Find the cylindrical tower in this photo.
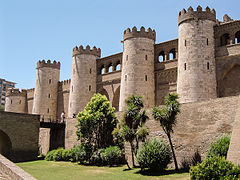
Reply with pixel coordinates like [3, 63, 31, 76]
[5, 88, 27, 113]
[32, 60, 60, 121]
[177, 6, 217, 103]
[119, 26, 156, 111]
[68, 45, 101, 118]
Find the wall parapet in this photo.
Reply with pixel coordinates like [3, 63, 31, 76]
[178, 6, 216, 25]
[36, 60, 60, 69]
[123, 26, 156, 41]
[72, 45, 101, 57]
[6, 88, 27, 97]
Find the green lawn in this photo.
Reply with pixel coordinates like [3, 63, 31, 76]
[16, 160, 189, 180]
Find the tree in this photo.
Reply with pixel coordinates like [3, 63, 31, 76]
[120, 95, 149, 167]
[76, 93, 117, 151]
[152, 93, 180, 170]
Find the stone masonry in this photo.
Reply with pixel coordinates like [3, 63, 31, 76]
[3, 5, 240, 164]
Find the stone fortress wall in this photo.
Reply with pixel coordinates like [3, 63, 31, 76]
[5, 6, 240, 118]
[3, 6, 240, 163]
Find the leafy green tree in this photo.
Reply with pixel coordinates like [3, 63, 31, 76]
[120, 95, 149, 167]
[76, 93, 117, 151]
[152, 93, 180, 170]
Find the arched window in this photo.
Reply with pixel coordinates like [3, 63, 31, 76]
[158, 51, 165, 62]
[169, 49, 176, 60]
[116, 61, 121, 71]
[220, 33, 230, 46]
[108, 64, 113, 73]
[100, 65, 105, 74]
[235, 31, 240, 44]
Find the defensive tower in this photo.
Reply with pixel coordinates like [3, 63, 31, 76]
[119, 26, 155, 111]
[32, 60, 60, 121]
[68, 45, 101, 118]
[177, 6, 217, 103]
[5, 88, 27, 113]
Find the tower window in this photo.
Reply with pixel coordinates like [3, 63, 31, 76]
[207, 38, 209, 46]
[72, 86, 73, 92]
[126, 55, 128, 61]
[49, 79, 51, 84]
[184, 63, 187, 70]
[184, 40, 187, 46]
[48, 94, 51, 98]
[19, 100, 21, 104]
[125, 75, 127, 81]
[145, 75, 148, 81]
[89, 85, 91, 91]
[158, 51, 165, 62]
[145, 55, 148, 60]
[207, 62, 210, 70]
[47, 108, 49, 113]
[11, 99, 12, 104]
[90, 68, 92, 74]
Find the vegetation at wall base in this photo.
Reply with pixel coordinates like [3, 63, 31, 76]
[76, 93, 117, 151]
[207, 134, 231, 159]
[136, 138, 171, 172]
[152, 93, 180, 170]
[119, 95, 149, 167]
[45, 145, 125, 166]
[190, 156, 240, 180]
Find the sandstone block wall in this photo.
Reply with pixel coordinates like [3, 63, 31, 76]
[227, 96, 240, 165]
[119, 36, 155, 111]
[0, 154, 36, 180]
[177, 18, 217, 103]
[121, 96, 239, 166]
[0, 111, 40, 162]
[65, 118, 79, 149]
[32, 61, 60, 121]
[68, 53, 97, 118]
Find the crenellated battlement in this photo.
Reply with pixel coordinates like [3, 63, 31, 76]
[178, 6, 216, 25]
[59, 79, 71, 86]
[123, 26, 156, 41]
[36, 60, 60, 69]
[72, 45, 101, 57]
[6, 88, 27, 97]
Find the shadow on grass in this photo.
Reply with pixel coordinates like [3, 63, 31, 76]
[135, 169, 189, 176]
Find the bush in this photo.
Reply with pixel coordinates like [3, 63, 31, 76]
[207, 134, 231, 159]
[180, 149, 202, 171]
[136, 138, 171, 171]
[190, 156, 234, 180]
[224, 166, 240, 179]
[71, 145, 87, 163]
[90, 149, 105, 166]
[101, 146, 125, 166]
[45, 148, 66, 161]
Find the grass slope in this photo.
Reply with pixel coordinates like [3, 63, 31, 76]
[17, 160, 189, 180]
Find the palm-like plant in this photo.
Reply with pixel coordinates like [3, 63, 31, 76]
[152, 93, 180, 170]
[121, 95, 149, 167]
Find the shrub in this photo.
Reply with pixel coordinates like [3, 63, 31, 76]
[190, 156, 234, 180]
[45, 148, 66, 161]
[191, 149, 202, 166]
[101, 146, 125, 166]
[180, 157, 191, 171]
[207, 134, 231, 159]
[180, 149, 202, 171]
[136, 138, 171, 171]
[90, 149, 105, 166]
[224, 166, 240, 179]
[72, 145, 87, 163]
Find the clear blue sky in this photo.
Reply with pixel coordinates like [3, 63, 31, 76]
[0, 0, 239, 89]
